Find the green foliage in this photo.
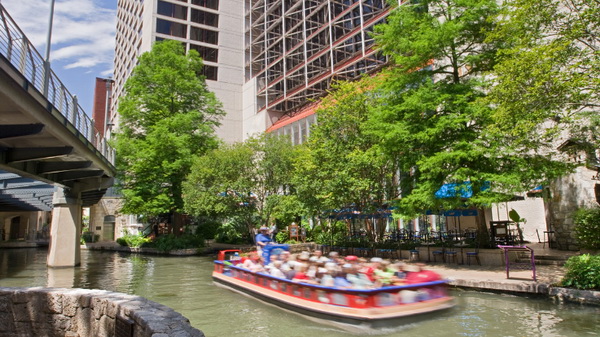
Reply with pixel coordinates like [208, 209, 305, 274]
[275, 231, 289, 244]
[183, 133, 297, 237]
[213, 216, 253, 244]
[152, 233, 204, 252]
[114, 40, 224, 219]
[192, 216, 221, 240]
[116, 233, 152, 248]
[293, 78, 399, 242]
[308, 222, 349, 246]
[81, 232, 99, 243]
[573, 207, 600, 250]
[561, 254, 600, 290]
[369, 0, 570, 222]
[267, 194, 305, 229]
[489, 0, 600, 154]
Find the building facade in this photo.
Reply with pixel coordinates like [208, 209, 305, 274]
[112, 0, 396, 143]
[242, 0, 392, 140]
[112, 0, 244, 143]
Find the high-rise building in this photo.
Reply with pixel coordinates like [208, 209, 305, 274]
[242, 0, 392, 141]
[112, 0, 244, 143]
[112, 0, 394, 143]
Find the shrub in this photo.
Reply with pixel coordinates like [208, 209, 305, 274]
[194, 217, 221, 240]
[81, 232, 99, 243]
[573, 207, 600, 250]
[153, 233, 205, 252]
[275, 231, 289, 243]
[561, 254, 600, 290]
[117, 233, 152, 248]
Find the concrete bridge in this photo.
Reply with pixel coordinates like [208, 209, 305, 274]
[0, 4, 116, 267]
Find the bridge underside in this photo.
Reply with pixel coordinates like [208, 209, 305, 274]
[0, 54, 114, 211]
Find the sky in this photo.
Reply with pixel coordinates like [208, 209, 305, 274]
[2, 0, 117, 116]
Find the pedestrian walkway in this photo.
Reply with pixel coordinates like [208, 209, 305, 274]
[425, 242, 573, 295]
[427, 263, 565, 293]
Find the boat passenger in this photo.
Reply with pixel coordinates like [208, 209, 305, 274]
[279, 251, 296, 279]
[242, 253, 265, 273]
[405, 264, 442, 284]
[345, 255, 359, 265]
[320, 265, 336, 287]
[373, 260, 395, 287]
[333, 265, 353, 288]
[346, 266, 374, 289]
[269, 260, 286, 278]
[328, 251, 340, 263]
[306, 256, 319, 279]
[292, 262, 317, 284]
[392, 262, 408, 286]
[359, 257, 379, 282]
[264, 254, 280, 274]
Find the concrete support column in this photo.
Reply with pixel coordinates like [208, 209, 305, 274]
[47, 187, 82, 267]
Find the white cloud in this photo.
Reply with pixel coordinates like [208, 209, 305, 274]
[2, 0, 115, 72]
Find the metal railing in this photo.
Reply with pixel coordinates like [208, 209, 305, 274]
[0, 4, 115, 165]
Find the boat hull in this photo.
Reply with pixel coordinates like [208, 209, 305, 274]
[212, 263, 455, 330]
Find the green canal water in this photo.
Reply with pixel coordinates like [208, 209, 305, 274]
[0, 248, 599, 337]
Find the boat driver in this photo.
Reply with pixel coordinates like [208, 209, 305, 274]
[256, 226, 272, 255]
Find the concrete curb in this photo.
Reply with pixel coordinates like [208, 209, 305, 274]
[445, 278, 600, 306]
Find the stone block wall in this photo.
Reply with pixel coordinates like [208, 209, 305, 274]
[545, 166, 599, 251]
[0, 287, 204, 337]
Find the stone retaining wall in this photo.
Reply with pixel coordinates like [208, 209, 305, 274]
[0, 287, 204, 337]
[409, 247, 506, 266]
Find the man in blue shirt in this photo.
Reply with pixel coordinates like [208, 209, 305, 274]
[255, 226, 271, 254]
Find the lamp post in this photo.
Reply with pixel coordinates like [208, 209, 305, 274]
[42, 0, 56, 97]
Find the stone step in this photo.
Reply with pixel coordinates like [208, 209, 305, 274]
[515, 254, 571, 266]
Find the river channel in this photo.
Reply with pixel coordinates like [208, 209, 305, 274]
[0, 248, 599, 336]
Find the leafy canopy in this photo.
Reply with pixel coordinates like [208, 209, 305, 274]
[489, 0, 600, 158]
[114, 40, 224, 218]
[291, 78, 400, 241]
[183, 134, 298, 233]
[370, 0, 570, 217]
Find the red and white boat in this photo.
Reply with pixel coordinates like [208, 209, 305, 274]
[212, 247, 455, 331]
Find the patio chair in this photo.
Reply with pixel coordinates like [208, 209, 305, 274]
[466, 249, 480, 265]
[445, 248, 458, 264]
[466, 237, 481, 265]
[409, 249, 420, 262]
[432, 248, 445, 262]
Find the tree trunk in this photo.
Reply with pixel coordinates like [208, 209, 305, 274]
[476, 207, 491, 247]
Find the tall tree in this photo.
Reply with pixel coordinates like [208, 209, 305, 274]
[114, 40, 224, 227]
[293, 78, 401, 242]
[370, 0, 570, 230]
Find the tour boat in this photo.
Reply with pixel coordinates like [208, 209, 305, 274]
[212, 245, 455, 331]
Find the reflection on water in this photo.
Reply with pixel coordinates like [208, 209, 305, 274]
[1, 248, 599, 337]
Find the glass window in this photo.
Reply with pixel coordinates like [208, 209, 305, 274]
[192, 0, 219, 10]
[156, 18, 187, 38]
[189, 44, 219, 62]
[157, 1, 187, 20]
[190, 27, 218, 44]
[200, 65, 218, 81]
[191, 8, 219, 27]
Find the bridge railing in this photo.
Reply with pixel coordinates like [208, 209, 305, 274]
[0, 4, 115, 165]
